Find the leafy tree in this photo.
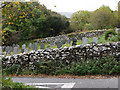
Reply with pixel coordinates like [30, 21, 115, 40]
[1, 2, 69, 45]
[47, 11, 69, 36]
[2, 2, 50, 45]
[89, 6, 114, 29]
[70, 10, 91, 31]
[118, 1, 120, 28]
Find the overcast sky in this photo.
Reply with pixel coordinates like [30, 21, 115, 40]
[39, 0, 119, 13]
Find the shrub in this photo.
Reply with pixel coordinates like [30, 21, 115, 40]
[2, 57, 120, 76]
[109, 35, 119, 42]
[105, 30, 117, 40]
[2, 77, 35, 89]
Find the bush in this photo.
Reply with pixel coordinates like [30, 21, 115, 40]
[59, 57, 120, 75]
[3, 57, 120, 76]
[118, 32, 120, 41]
[2, 77, 35, 89]
[109, 35, 119, 42]
[105, 30, 117, 40]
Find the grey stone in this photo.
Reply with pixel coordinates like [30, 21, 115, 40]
[67, 39, 71, 44]
[21, 44, 26, 53]
[93, 37, 98, 44]
[22, 44, 26, 49]
[40, 43, 45, 49]
[6, 46, 10, 54]
[13, 47, 18, 54]
[8, 46, 12, 55]
[72, 37, 77, 46]
[25, 48, 29, 53]
[49, 41, 54, 46]
[29, 43, 32, 49]
[61, 40, 66, 44]
[82, 37, 88, 45]
[33, 43, 38, 51]
[56, 41, 62, 48]
[0, 46, 2, 54]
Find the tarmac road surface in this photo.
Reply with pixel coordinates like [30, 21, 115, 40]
[11, 77, 119, 89]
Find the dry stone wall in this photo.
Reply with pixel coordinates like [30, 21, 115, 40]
[2, 42, 120, 67]
[39, 30, 106, 43]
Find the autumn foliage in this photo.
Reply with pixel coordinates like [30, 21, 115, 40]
[1, 2, 69, 45]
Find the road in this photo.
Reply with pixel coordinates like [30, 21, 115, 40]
[11, 77, 119, 89]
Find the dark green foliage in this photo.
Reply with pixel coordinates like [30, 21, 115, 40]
[2, 57, 120, 76]
[105, 30, 117, 40]
[2, 77, 35, 89]
[2, 2, 70, 45]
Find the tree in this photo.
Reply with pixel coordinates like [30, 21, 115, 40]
[1, 2, 69, 45]
[89, 6, 114, 29]
[70, 10, 91, 31]
[47, 11, 69, 36]
[118, 1, 120, 28]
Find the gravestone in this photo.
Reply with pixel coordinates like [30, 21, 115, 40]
[40, 43, 45, 49]
[13, 47, 18, 54]
[21, 44, 26, 53]
[35, 43, 38, 51]
[72, 37, 77, 46]
[93, 37, 98, 44]
[2, 46, 6, 52]
[16, 45, 20, 53]
[56, 41, 62, 48]
[33, 43, 38, 51]
[49, 41, 54, 46]
[29, 43, 32, 49]
[8, 46, 12, 55]
[67, 39, 71, 44]
[12, 44, 16, 47]
[61, 40, 66, 44]
[82, 37, 88, 45]
[6, 46, 10, 54]
[0, 46, 2, 55]
[25, 48, 29, 53]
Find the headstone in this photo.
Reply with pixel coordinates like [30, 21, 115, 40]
[93, 37, 98, 44]
[56, 41, 62, 48]
[35, 42, 38, 51]
[25, 48, 29, 53]
[2, 46, 6, 52]
[40, 43, 45, 49]
[6, 46, 10, 54]
[67, 39, 71, 44]
[13, 47, 18, 54]
[82, 37, 88, 45]
[61, 40, 66, 44]
[16, 45, 20, 53]
[0, 46, 2, 55]
[33, 43, 37, 51]
[22, 44, 26, 53]
[29, 43, 32, 49]
[49, 41, 54, 46]
[8, 46, 12, 55]
[22, 44, 26, 49]
[72, 37, 77, 46]
[12, 44, 16, 47]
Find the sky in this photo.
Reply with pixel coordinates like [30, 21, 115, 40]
[39, 0, 119, 13]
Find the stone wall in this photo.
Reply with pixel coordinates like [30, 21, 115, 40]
[2, 42, 120, 67]
[39, 30, 106, 43]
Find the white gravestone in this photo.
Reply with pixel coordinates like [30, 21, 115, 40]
[82, 37, 88, 45]
[93, 37, 98, 44]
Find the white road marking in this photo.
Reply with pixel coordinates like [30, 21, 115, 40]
[25, 82, 76, 88]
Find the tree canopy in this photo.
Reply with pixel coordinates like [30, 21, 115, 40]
[1, 2, 69, 45]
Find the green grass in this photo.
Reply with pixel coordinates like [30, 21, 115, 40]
[5, 33, 119, 56]
[17, 34, 119, 49]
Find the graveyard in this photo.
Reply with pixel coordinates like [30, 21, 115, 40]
[1, 1, 120, 89]
[1, 29, 120, 76]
